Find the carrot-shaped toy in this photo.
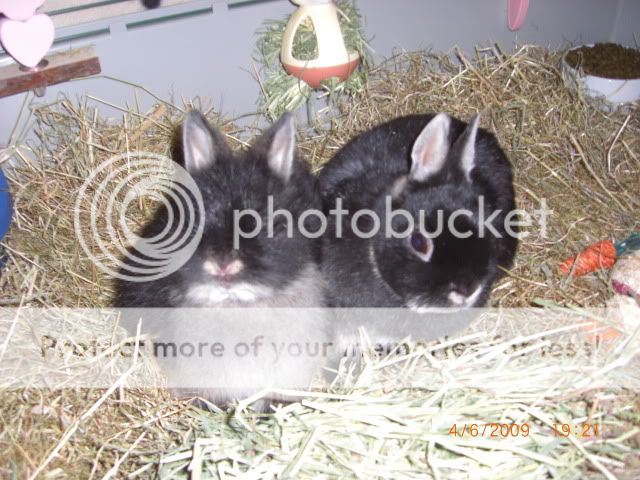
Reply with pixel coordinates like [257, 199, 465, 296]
[559, 232, 640, 277]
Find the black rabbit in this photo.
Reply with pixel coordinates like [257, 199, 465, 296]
[319, 113, 518, 310]
[114, 111, 331, 411]
[115, 111, 324, 308]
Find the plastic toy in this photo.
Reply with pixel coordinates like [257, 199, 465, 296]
[0, 167, 11, 241]
[280, 0, 360, 89]
[559, 232, 640, 277]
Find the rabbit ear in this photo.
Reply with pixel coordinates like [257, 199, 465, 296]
[266, 112, 296, 183]
[182, 111, 229, 173]
[409, 113, 451, 182]
[451, 114, 480, 182]
[389, 175, 408, 198]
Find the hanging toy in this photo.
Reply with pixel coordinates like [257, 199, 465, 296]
[280, 0, 360, 89]
[255, 0, 367, 121]
[558, 232, 640, 277]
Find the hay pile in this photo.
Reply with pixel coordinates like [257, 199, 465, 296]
[0, 45, 639, 478]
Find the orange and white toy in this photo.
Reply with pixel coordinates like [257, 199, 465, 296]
[280, 0, 360, 89]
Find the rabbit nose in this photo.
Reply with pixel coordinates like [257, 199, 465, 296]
[447, 283, 479, 306]
[449, 282, 472, 296]
[203, 259, 243, 277]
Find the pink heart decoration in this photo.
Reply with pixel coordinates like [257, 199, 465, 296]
[0, 14, 54, 68]
[0, 0, 46, 21]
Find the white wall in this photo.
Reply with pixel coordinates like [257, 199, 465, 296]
[364, 0, 618, 55]
[0, 0, 637, 146]
[611, 0, 640, 46]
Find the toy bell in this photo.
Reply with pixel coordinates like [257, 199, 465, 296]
[280, 0, 360, 89]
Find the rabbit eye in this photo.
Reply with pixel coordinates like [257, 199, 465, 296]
[409, 232, 434, 261]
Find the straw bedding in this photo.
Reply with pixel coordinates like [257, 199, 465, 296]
[0, 46, 639, 478]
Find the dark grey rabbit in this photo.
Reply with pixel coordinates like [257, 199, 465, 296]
[319, 113, 518, 309]
[114, 111, 331, 412]
[115, 111, 324, 308]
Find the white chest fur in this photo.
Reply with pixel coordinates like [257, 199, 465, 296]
[184, 264, 325, 307]
[186, 282, 273, 304]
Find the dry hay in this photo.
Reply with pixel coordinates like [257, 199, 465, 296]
[0, 45, 639, 478]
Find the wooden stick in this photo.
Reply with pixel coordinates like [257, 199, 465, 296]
[0, 46, 101, 98]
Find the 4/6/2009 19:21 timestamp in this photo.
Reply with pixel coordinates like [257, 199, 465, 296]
[448, 423, 602, 438]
